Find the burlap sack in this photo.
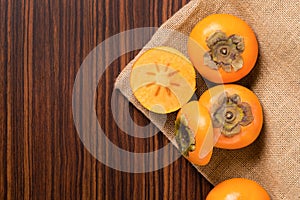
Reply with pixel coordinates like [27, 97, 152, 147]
[115, 0, 300, 198]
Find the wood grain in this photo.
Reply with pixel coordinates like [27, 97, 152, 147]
[0, 0, 213, 199]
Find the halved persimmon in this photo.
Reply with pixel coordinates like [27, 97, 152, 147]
[175, 101, 214, 165]
[130, 46, 196, 114]
[199, 84, 263, 149]
[206, 178, 270, 200]
[188, 14, 258, 83]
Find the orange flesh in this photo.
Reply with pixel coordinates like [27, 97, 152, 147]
[130, 47, 196, 114]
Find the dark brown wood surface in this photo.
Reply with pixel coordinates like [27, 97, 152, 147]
[0, 0, 213, 199]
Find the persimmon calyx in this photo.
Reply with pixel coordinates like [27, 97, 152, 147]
[203, 31, 245, 72]
[211, 92, 253, 137]
[175, 115, 196, 156]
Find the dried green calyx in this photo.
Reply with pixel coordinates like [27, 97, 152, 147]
[204, 31, 245, 72]
[211, 92, 253, 137]
[175, 115, 196, 156]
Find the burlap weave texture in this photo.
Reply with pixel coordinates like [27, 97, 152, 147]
[115, 0, 300, 199]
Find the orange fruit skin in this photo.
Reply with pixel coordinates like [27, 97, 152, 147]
[206, 178, 270, 200]
[176, 101, 214, 165]
[188, 14, 258, 83]
[199, 84, 263, 149]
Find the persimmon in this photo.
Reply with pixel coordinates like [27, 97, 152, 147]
[130, 46, 196, 114]
[199, 84, 263, 149]
[206, 178, 270, 200]
[188, 14, 258, 83]
[175, 101, 214, 165]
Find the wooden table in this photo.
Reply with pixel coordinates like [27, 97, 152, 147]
[0, 0, 213, 199]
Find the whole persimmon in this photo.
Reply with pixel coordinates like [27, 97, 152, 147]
[175, 101, 214, 165]
[199, 84, 263, 149]
[206, 178, 270, 200]
[188, 14, 258, 83]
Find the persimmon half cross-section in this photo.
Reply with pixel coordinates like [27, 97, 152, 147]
[130, 46, 196, 114]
